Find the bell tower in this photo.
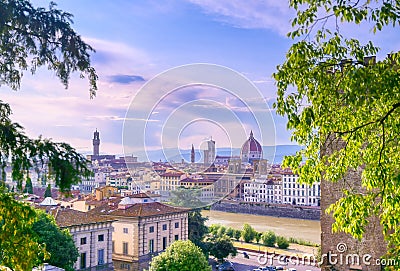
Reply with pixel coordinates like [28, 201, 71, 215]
[93, 129, 100, 156]
[191, 144, 195, 163]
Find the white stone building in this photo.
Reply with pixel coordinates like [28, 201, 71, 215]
[47, 208, 115, 271]
[282, 171, 320, 206]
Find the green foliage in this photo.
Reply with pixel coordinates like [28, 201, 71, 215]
[274, 0, 400, 262]
[217, 225, 227, 236]
[32, 210, 78, 271]
[206, 235, 237, 262]
[288, 237, 319, 247]
[0, 100, 92, 192]
[276, 236, 289, 249]
[23, 177, 33, 194]
[188, 210, 208, 253]
[0, 1, 98, 270]
[225, 227, 235, 238]
[261, 231, 277, 247]
[208, 224, 221, 235]
[241, 223, 256, 243]
[149, 240, 211, 271]
[233, 229, 242, 241]
[254, 232, 262, 244]
[0, 0, 98, 96]
[169, 187, 203, 208]
[0, 193, 48, 270]
[44, 184, 52, 198]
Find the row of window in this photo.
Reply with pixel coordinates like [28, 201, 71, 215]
[80, 249, 105, 269]
[148, 222, 179, 233]
[80, 234, 104, 245]
[120, 235, 180, 255]
[283, 189, 320, 196]
[120, 222, 180, 235]
[283, 197, 319, 204]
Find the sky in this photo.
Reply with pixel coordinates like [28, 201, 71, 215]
[1, 0, 400, 160]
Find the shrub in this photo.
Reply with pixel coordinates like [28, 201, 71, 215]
[262, 231, 277, 247]
[276, 236, 289, 249]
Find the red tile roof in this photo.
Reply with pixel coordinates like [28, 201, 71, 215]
[90, 201, 189, 218]
[44, 207, 115, 228]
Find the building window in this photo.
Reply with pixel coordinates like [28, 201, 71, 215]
[80, 237, 87, 245]
[149, 239, 154, 253]
[163, 237, 167, 250]
[123, 227, 128, 234]
[98, 234, 104, 242]
[112, 241, 115, 253]
[162, 224, 167, 231]
[149, 226, 154, 233]
[123, 242, 128, 255]
[98, 249, 104, 265]
[120, 263, 131, 270]
[174, 234, 179, 241]
[80, 252, 86, 269]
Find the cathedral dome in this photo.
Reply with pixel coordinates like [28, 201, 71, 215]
[240, 131, 262, 164]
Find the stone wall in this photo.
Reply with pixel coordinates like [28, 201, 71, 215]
[320, 137, 387, 271]
[210, 201, 320, 221]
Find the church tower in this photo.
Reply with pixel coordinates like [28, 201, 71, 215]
[191, 144, 195, 163]
[93, 129, 100, 156]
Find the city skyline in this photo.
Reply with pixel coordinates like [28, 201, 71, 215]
[1, 0, 400, 156]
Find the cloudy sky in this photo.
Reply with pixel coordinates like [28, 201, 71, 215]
[2, 0, 400, 160]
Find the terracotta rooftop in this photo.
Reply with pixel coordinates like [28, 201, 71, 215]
[90, 201, 189, 218]
[128, 192, 161, 198]
[44, 207, 115, 228]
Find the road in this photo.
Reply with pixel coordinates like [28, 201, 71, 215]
[211, 250, 321, 271]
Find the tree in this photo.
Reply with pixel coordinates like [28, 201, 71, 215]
[225, 227, 235, 238]
[0, 0, 97, 269]
[149, 240, 211, 271]
[241, 223, 256, 243]
[23, 177, 33, 194]
[217, 225, 227, 237]
[233, 229, 241, 241]
[276, 236, 289, 249]
[188, 210, 209, 253]
[32, 210, 78, 271]
[206, 235, 237, 262]
[0, 0, 97, 95]
[44, 184, 52, 198]
[0, 193, 47, 271]
[254, 232, 262, 244]
[169, 187, 203, 208]
[274, 0, 400, 261]
[261, 231, 276, 247]
[208, 224, 221, 235]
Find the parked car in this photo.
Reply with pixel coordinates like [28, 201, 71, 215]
[217, 261, 235, 271]
[275, 266, 284, 271]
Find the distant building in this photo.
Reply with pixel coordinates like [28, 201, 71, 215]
[93, 129, 100, 156]
[203, 138, 215, 166]
[87, 130, 116, 162]
[243, 178, 281, 203]
[281, 170, 320, 206]
[240, 130, 263, 164]
[159, 171, 186, 200]
[191, 144, 195, 163]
